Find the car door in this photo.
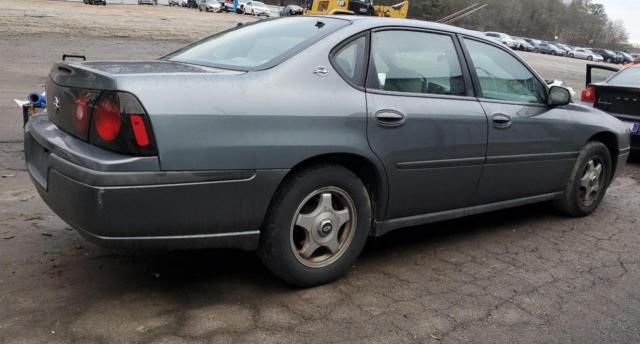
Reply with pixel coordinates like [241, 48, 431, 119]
[461, 37, 577, 205]
[365, 29, 488, 220]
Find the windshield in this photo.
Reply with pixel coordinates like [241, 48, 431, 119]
[608, 66, 640, 86]
[165, 18, 349, 70]
[253, 1, 266, 6]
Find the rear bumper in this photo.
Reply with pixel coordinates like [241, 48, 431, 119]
[25, 115, 287, 250]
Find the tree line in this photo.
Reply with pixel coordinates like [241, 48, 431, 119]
[275, 0, 630, 50]
[404, 0, 630, 50]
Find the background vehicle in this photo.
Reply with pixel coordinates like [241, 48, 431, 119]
[512, 37, 535, 52]
[581, 64, 640, 152]
[199, 0, 222, 12]
[547, 43, 567, 56]
[280, 4, 303, 16]
[83, 0, 106, 5]
[617, 52, 633, 64]
[243, 0, 270, 16]
[305, 0, 409, 18]
[569, 48, 603, 61]
[484, 32, 519, 49]
[522, 38, 543, 52]
[538, 43, 564, 55]
[555, 43, 574, 55]
[25, 17, 630, 287]
[138, 0, 156, 4]
[169, 0, 188, 6]
[226, 0, 247, 13]
[591, 48, 622, 64]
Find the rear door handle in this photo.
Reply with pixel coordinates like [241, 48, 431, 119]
[375, 110, 406, 127]
[491, 113, 512, 129]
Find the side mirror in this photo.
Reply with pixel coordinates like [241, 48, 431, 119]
[548, 86, 571, 106]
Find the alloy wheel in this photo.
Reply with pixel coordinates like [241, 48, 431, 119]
[579, 158, 604, 207]
[290, 187, 357, 268]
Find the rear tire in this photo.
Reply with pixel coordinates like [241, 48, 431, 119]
[259, 164, 371, 287]
[554, 142, 612, 217]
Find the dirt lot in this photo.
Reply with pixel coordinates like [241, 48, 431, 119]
[1, 1, 640, 343]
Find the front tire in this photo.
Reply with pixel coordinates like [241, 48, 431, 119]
[554, 142, 612, 217]
[259, 165, 372, 287]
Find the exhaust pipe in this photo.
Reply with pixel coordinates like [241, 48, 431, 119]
[27, 91, 46, 108]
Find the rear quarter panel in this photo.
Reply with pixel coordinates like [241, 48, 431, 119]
[116, 33, 374, 171]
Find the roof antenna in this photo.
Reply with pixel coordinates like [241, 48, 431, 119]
[315, 21, 325, 29]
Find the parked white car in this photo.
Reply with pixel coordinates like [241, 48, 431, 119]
[484, 32, 519, 49]
[569, 48, 604, 61]
[243, 1, 270, 16]
[169, 0, 189, 6]
[199, 0, 222, 12]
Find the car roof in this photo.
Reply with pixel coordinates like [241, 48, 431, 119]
[321, 16, 490, 40]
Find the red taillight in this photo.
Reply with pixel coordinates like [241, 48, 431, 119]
[581, 85, 596, 104]
[130, 115, 150, 147]
[87, 92, 156, 156]
[94, 99, 122, 142]
[73, 94, 89, 133]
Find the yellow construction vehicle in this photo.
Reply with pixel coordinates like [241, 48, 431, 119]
[305, 0, 409, 19]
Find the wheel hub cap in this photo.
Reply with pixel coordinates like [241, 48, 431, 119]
[579, 159, 603, 206]
[290, 187, 357, 268]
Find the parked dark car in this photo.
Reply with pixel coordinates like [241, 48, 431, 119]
[83, 0, 106, 5]
[582, 64, 640, 152]
[591, 49, 622, 64]
[522, 38, 543, 53]
[280, 4, 304, 16]
[512, 37, 535, 52]
[616, 51, 634, 64]
[25, 17, 630, 286]
[538, 43, 565, 55]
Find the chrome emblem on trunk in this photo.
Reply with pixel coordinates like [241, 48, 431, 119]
[53, 96, 60, 111]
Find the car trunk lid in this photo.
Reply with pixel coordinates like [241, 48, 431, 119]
[46, 60, 242, 141]
[593, 85, 640, 119]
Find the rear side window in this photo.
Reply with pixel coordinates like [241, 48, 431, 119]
[607, 67, 640, 86]
[464, 38, 546, 103]
[165, 17, 349, 70]
[332, 36, 367, 86]
[368, 30, 466, 96]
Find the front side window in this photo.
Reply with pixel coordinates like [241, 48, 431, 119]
[464, 38, 546, 103]
[368, 30, 466, 96]
[333, 36, 366, 85]
[165, 17, 349, 70]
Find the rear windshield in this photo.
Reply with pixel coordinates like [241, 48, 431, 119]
[164, 17, 349, 70]
[608, 66, 640, 86]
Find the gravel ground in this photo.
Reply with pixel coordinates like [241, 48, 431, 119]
[1, 1, 640, 343]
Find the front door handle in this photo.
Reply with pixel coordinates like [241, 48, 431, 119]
[491, 113, 512, 129]
[375, 110, 406, 127]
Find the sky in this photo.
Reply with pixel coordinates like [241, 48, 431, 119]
[597, 0, 640, 45]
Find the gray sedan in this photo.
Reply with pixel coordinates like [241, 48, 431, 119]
[25, 17, 630, 286]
